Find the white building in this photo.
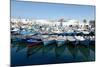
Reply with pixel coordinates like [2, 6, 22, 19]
[11, 18, 90, 28]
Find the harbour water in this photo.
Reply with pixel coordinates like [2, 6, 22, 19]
[11, 38, 95, 66]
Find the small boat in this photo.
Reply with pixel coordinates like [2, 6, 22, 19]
[42, 35, 49, 39]
[66, 30, 76, 36]
[74, 36, 89, 46]
[52, 29, 63, 34]
[43, 39, 56, 46]
[43, 36, 56, 46]
[75, 31, 83, 36]
[82, 31, 90, 36]
[26, 39, 43, 47]
[11, 28, 20, 35]
[66, 36, 77, 46]
[42, 32, 49, 35]
[56, 36, 66, 47]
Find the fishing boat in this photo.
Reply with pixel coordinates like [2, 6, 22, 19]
[11, 34, 27, 42]
[66, 36, 77, 46]
[74, 36, 89, 46]
[43, 39, 56, 46]
[43, 36, 56, 46]
[52, 28, 63, 34]
[81, 30, 90, 36]
[65, 29, 76, 36]
[26, 38, 43, 47]
[11, 28, 20, 35]
[56, 36, 66, 47]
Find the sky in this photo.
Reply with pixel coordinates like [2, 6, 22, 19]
[11, 0, 95, 21]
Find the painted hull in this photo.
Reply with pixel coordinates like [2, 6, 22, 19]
[43, 40, 56, 46]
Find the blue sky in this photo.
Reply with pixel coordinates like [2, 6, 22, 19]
[11, 0, 95, 21]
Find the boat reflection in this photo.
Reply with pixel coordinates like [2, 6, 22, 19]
[11, 35, 95, 66]
[27, 43, 43, 58]
[16, 41, 27, 52]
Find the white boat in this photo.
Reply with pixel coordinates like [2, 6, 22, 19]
[52, 28, 63, 34]
[81, 30, 90, 36]
[11, 28, 20, 35]
[66, 36, 76, 41]
[43, 39, 56, 46]
[74, 36, 85, 41]
[42, 35, 49, 39]
[74, 36, 89, 46]
[31, 35, 42, 39]
[66, 36, 77, 46]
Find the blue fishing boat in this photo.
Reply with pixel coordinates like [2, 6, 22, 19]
[43, 40, 56, 46]
[26, 38, 43, 46]
[56, 36, 66, 47]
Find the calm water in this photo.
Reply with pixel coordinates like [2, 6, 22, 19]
[11, 41, 95, 66]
